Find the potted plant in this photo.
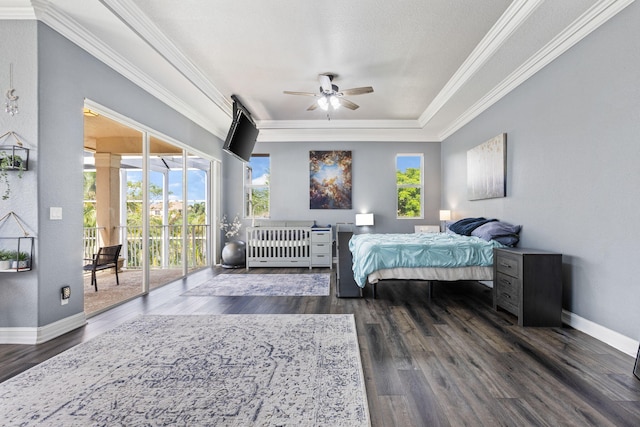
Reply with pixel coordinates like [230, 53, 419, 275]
[7, 250, 30, 270]
[0, 249, 11, 270]
[0, 150, 26, 200]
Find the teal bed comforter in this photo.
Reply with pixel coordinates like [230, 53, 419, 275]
[348, 233, 503, 287]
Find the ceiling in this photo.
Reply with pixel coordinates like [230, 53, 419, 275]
[2, 0, 634, 142]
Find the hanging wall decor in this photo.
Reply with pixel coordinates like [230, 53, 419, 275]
[5, 63, 19, 116]
[467, 133, 507, 200]
[0, 131, 29, 200]
[310, 150, 352, 209]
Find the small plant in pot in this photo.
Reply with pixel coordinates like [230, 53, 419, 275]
[0, 151, 26, 200]
[0, 249, 11, 270]
[7, 250, 30, 270]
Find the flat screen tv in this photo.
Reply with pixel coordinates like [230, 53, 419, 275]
[223, 108, 259, 163]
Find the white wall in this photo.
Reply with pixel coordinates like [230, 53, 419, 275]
[442, 1, 640, 344]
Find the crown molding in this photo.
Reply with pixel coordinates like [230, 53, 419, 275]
[256, 119, 421, 130]
[419, 0, 543, 128]
[2, 0, 228, 140]
[257, 127, 438, 143]
[439, 0, 636, 140]
[0, 0, 36, 19]
[100, 0, 232, 116]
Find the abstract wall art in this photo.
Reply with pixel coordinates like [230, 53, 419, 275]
[467, 133, 507, 200]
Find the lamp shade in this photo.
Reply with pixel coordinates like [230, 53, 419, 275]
[439, 210, 451, 221]
[355, 213, 374, 226]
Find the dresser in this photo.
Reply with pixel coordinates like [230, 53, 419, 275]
[310, 226, 333, 269]
[493, 247, 562, 327]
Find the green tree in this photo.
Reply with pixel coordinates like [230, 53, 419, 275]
[188, 202, 207, 224]
[397, 167, 422, 217]
[83, 172, 97, 227]
[396, 167, 421, 184]
[249, 188, 269, 218]
[126, 181, 164, 226]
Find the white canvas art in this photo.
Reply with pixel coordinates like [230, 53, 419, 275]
[467, 133, 506, 200]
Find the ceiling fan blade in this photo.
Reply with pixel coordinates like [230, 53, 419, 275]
[338, 98, 359, 110]
[340, 86, 374, 96]
[318, 74, 332, 93]
[283, 91, 317, 96]
[307, 102, 318, 111]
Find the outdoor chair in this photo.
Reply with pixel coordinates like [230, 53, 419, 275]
[83, 244, 122, 292]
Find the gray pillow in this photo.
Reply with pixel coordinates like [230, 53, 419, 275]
[471, 221, 521, 242]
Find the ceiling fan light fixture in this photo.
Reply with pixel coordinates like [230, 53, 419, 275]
[317, 96, 329, 111]
[329, 95, 340, 109]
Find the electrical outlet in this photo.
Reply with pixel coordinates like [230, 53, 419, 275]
[61, 286, 71, 305]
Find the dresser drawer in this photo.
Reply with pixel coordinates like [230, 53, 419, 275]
[496, 272, 521, 315]
[312, 242, 332, 254]
[311, 253, 332, 266]
[495, 253, 522, 278]
[496, 272, 521, 296]
[497, 292, 519, 316]
[311, 231, 332, 243]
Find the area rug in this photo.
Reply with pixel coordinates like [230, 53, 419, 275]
[182, 273, 331, 296]
[0, 314, 369, 426]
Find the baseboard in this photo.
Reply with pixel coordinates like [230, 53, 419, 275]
[0, 312, 87, 344]
[562, 310, 639, 357]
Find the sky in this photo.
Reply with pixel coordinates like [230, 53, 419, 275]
[396, 154, 422, 172]
[127, 169, 207, 202]
[249, 156, 270, 185]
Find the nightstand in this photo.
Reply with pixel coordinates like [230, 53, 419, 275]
[493, 247, 563, 327]
[311, 226, 332, 269]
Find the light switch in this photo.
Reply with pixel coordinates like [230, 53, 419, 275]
[50, 207, 62, 220]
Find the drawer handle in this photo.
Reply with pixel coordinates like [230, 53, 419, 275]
[500, 278, 511, 286]
[499, 262, 512, 268]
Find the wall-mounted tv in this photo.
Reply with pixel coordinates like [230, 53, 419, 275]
[223, 98, 259, 163]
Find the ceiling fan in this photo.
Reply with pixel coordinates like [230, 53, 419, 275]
[283, 74, 373, 112]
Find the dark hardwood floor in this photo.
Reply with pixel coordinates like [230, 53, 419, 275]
[2, 266, 639, 426]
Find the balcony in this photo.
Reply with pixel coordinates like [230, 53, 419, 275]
[83, 224, 210, 315]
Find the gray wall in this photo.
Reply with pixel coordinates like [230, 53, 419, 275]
[223, 141, 441, 234]
[0, 21, 38, 327]
[442, 2, 640, 340]
[0, 21, 223, 329]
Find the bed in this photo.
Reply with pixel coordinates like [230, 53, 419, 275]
[245, 221, 314, 269]
[349, 218, 521, 298]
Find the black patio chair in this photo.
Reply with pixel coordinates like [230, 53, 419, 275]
[83, 244, 122, 292]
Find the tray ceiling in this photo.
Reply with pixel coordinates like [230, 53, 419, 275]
[1, 0, 634, 141]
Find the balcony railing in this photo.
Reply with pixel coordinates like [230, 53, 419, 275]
[83, 226, 105, 260]
[83, 225, 209, 269]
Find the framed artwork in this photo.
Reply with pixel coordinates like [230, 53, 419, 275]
[309, 150, 352, 209]
[467, 133, 507, 200]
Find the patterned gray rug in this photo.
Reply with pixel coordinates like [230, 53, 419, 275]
[182, 273, 331, 296]
[0, 314, 370, 426]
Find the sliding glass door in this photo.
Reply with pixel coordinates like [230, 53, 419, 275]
[83, 103, 216, 314]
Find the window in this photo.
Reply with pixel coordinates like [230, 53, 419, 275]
[245, 154, 270, 218]
[396, 154, 423, 218]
